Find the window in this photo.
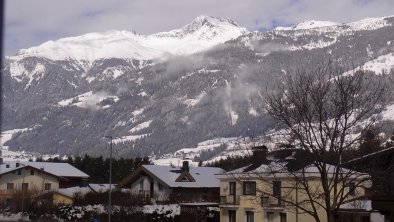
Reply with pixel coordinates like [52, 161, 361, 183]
[243, 181, 256, 195]
[349, 182, 356, 195]
[229, 210, 236, 222]
[273, 181, 281, 197]
[229, 182, 236, 195]
[44, 183, 51, 190]
[17, 169, 21, 175]
[158, 183, 164, 191]
[246, 211, 254, 222]
[267, 212, 274, 222]
[7, 183, 14, 190]
[261, 196, 269, 207]
[30, 169, 34, 175]
[280, 213, 287, 222]
[22, 183, 28, 191]
[139, 180, 144, 191]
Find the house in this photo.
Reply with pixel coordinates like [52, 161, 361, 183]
[36, 183, 110, 205]
[343, 146, 394, 221]
[117, 161, 224, 203]
[0, 160, 89, 202]
[337, 198, 387, 222]
[217, 146, 368, 222]
[36, 186, 91, 205]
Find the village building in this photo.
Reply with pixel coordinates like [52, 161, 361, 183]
[343, 146, 394, 222]
[117, 161, 224, 203]
[0, 160, 89, 202]
[217, 146, 368, 222]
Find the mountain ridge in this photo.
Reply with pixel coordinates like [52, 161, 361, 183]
[2, 15, 394, 161]
[11, 15, 248, 62]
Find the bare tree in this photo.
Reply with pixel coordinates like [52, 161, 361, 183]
[264, 60, 388, 222]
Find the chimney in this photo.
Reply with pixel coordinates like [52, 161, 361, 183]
[252, 145, 268, 165]
[182, 161, 189, 172]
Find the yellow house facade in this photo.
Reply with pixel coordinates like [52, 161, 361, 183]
[217, 147, 367, 222]
[0, 161, 89, 202]
[0, 165, 60, 201]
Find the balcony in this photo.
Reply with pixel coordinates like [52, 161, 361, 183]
[219, 195, 239, 207]
[261, 196, 285, 210]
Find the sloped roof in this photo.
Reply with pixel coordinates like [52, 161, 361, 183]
[120, 165, 224, 188]
[221, 161, 357, 177]
[57, 186, 92, 198]
[0, 161, 89, 178]
[345, 146, 394, 165]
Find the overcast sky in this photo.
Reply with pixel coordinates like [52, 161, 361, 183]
[4, 0, 394, 55]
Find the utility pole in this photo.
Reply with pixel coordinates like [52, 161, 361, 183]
[105, 136, 113, 222]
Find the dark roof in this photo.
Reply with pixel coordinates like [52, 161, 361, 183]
[344, 147, 394, 165]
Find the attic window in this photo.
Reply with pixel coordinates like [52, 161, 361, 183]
[178, 176, 190, 182]
[175, 172, 195, 182]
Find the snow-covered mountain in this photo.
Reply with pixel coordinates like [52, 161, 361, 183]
[12, 15, 247, 62]
[2, 15, 394, 161]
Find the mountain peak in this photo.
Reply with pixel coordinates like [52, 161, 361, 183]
[191, 15, 239, 28]
[275, 20, 339, 30]
[154, 15, 245, 38]
[12, 15, 247, 62]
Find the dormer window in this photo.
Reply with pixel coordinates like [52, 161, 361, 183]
[175, 171, 195, 182]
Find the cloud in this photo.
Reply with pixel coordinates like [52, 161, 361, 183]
[4, 0, 394, 55]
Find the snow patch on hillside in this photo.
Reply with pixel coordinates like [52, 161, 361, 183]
[347, 16, 392, 31]
[57, 91, 119, 109]
[10, 62, 46, 87]
[183, 92, 206, 107]
[382, 103, 394, 121]
[360, 53, 394, 74]
[1, 128, 31, 149]
[343, 53, 394, 75]
[129, 120, 152, 133]
[230, 110, 239, 125]
[103, 67, 125, 79]
[113, 134, 148, 144]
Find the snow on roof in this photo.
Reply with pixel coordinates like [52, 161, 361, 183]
[88, 183, 114, 193]
[345, 146, 394, 164]
[57, 186, 92, 198]
[340, 199, 372, 211]
[222, 161, 357, 176]
[142, 165, 224, 188]
[0, 161, 89, 178]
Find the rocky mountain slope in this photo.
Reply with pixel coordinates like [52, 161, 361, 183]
[2, 15, 394, 158]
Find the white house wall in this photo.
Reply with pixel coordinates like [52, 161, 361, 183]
[129, 175, 169, 201]
[0, 168, 59, 191]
